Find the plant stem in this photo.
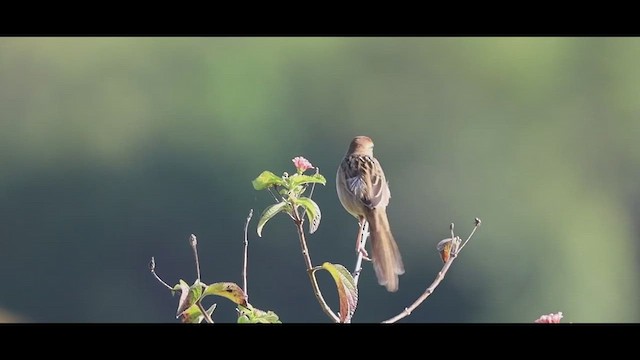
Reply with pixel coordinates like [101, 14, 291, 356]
[383, 218, 481, 323]
[352, 221, 369, 287]
[457, 218, 481, 253]
[382, 252, 456, 323]
[294, 217, 340, 323]
[149, 257, 173, 290]
[189, 234, 201, 282]
[242, 209, 253, 300]
[196, 301, 214, 324]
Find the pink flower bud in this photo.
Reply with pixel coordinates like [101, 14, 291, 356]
[292, 156, 314, 173]
[534, 312, 563, 323]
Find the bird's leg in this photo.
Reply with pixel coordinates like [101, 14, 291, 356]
[356, 217, 371, 261]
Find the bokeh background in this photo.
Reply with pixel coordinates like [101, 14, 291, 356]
[0, 37, 638, 323]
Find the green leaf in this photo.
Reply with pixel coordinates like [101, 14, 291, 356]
[203, 282, 248, 307]
[296, 197, 321, 234]
[174, 280, 191, 317]
[174, 280, 195, 317]
[174, 279, 205, 318]
[178, 303, 216, 324]
[317, 262, 358, 323]
[237, 304, 282, 324]
[288, 173, 326, 189]
[254, 311, 281, 324]
[252, 171, 285, 190]
[257, 201, 290, 237]
[206, 304, 217, 317]
[178, 304, 204, 323]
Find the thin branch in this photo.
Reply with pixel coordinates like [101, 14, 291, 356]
[149, 257, 173, 290]
[267, 186, 281, 203]
[242, 209, 253, 300]
[382, 254, 456, 323]
[307, 166, 320, 199]
[450, 222, 455, 242]
[352, 221, 369, 287]
[457, 217, 481, 253]
[345, 221, 369, 324]
[189, 234, 201, 282]
[293, 211, 340, 323]
[269, 185, 297, 221]
[196, 301, 214, 324]
[383, 218, 482, 323]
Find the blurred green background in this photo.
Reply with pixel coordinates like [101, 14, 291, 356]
[0, 37, 638, 323]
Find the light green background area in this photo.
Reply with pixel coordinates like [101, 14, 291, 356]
[0, 37, 637, 322]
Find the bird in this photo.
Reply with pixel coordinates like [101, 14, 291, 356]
[336, 135, 405, 292]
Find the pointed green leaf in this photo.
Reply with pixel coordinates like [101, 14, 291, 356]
[318, 262, 358, 323]
[289, 173, 326, 189]
[174, 279, 206, 318]
[296, 197, 321, 234]
[254, 311, 281, 324]
[190, 280, 204, 300]
[175, 279, 192, 317]
[171, 283, 181, 296]
[206, 303, 217, 317]
[178, 303, 216, 324]
[237, 305, 253, 324]
[257, 201, 289, 237]
[237, 304, 282, 324]
[203, 282, 248, 307]
[179, 304, 204, 323]
[252, 171, 285, 190]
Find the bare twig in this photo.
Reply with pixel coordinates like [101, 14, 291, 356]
[346, 221, 370, 324]
[383, 255, 456, 323]
[149, 257, 173, 290]
[292, 211, 340, 323]
[196, 301, 214, 324]
[308, 166, 320, 199]
[383, 218, 482, 323]
[189, 234, 201, 282]
[457, 217, 481, 253]
[267, 185, 281, 203]
[269, 183, 298, 222]
[352, 221, 370, 286]
[242, 209, 253, 299]
[450, 223, 455, 242]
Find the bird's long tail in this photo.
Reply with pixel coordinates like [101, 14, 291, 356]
[367, 208, 405, 292]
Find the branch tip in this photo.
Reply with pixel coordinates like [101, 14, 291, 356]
[243, 209, 254, 299]
[149, 257, 173, 290]
[385, 218, 482, 323]
[190, 234, 201, 281]
[295, 218, 340, 322]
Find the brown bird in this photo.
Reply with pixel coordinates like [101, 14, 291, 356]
[336, 136, 405, 292]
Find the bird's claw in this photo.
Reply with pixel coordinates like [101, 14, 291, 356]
[357, 246, 372, 262]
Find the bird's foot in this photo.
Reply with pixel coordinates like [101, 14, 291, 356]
[357, 246, 372, 262]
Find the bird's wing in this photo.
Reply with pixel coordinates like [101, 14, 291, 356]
[345, 155, 390, 209]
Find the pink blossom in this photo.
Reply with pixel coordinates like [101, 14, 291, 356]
[534, 312, 563, 323]
[292, 156, 314, 173]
